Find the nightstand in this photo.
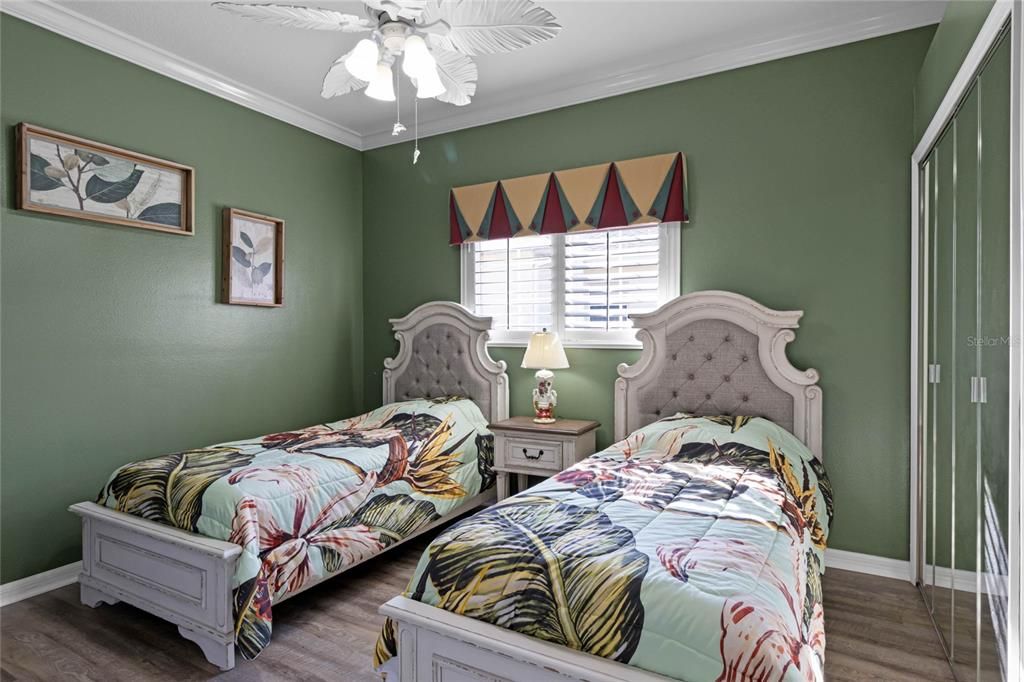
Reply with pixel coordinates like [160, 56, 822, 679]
[488, 417, 600, 501]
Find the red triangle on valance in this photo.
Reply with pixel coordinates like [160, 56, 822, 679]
[488, 182, 513, 241]
[449, 152, 688, 245]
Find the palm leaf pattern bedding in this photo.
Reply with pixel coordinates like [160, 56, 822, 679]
[96, 398, 494, 660]
[376, 414, 832, 682]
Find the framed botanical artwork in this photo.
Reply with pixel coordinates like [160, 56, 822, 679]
[16, 123, 194, 235]
[222, 208, 284, 307]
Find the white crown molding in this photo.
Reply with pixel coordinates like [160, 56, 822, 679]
[360, 2, 945, 149]
[0, 561, 79, 607]
[5, 0, 941, 152]
[0, 0, 364, 150]
[2, 1, 943, 151]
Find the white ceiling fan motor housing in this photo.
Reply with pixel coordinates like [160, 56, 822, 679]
[379, 21, 411, 53]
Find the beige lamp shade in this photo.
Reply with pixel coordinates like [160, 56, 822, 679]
[521, 330, 569, 370]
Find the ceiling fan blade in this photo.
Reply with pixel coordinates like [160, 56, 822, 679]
[364, 0, 427, 22]
[421, 0, 561, 56]
[322, 50, 369, 98]
[431, 48, 477, 106]
[212, 3, 375, 32]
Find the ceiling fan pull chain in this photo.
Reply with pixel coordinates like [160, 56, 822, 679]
[413, 96, 421, 164]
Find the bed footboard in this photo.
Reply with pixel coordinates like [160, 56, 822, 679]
[379, 597, 674, 682]
[70, 502, 241, 671]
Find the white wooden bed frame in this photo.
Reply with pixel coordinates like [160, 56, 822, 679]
[380, 290, 824, 682]
[69, 301, 508, 671]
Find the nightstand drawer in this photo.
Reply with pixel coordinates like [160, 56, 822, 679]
[501, 438, 563, 471]
[488, 418, 600, 501]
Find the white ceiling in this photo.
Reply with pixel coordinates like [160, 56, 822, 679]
[6, 0, 946, 149]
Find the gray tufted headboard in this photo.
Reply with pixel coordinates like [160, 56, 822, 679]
[382, 301, 509, 423]
[614, 291, 823, 459]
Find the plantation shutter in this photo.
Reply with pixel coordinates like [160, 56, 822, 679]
[564, 226, 661, 331]
[470, 236, 556, 332]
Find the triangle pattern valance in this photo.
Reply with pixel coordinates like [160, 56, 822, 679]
[449, 152, 688, 245]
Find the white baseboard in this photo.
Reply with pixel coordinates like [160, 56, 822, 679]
[826, 549, 1008, 596]
[0, 562, 80, 607]
[826, 548, 913, 581]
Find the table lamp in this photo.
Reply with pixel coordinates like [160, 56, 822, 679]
[521, 329, 570, 423]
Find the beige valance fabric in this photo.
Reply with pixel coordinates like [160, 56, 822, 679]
[449, 152, 688, 244]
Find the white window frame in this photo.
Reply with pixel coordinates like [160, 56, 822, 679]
[460, 223, 681, 349]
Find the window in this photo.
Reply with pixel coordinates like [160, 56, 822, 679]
[460, 223, 680, 348]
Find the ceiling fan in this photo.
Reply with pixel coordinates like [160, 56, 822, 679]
[213, 0, 562, 118]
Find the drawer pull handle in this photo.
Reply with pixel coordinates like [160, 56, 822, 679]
[522, 447, 543, 460]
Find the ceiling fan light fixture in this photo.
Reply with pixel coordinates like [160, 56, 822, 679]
[401, 34, 434, 78]
[344, 38, 380, 82]
[365, 62, 396, 101]
[414, 63, 445, 99]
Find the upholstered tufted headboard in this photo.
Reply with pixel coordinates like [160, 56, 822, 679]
[383, 301, 509, 423]
[614, 291, 823, 459]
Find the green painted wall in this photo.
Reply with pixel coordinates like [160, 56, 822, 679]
[0, 17, 364, 582]
[914, 0, 996, 138]
[362, 27, 936, 561]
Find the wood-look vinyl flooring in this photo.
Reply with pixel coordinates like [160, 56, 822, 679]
[1, 536, 956, 681]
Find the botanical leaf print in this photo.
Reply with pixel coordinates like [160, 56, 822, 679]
[95, 398, 500, 662]
[228, 462, 320, 489]
[609, 431, 645, 459]
[333, 493, 439, 546]
[555, 456, 685, 511]
[705, 415, 753, 432]
[313, 525, 386, 575]
[260, 424, 346, 451]
[374, 617, 398, 670]
[407, 425, 471, 496]
[234, 577, 272, 660]
[657, 537, 767, 584]
[417, 496, 648, 661]
[229, 474, 382, 597]
[100, 447, 253, 531]
[768, 439, 827, 549]
[807, 457, 834, 529]
[803, 550, 823, 630]
[381, 414, 832, 680]
[475, 433, 495, 491]
[556, 437, 758, 513]
[377, 415, 471, 497]
[657, 532, 824, 681]
[264, 411, 439, 453]
[715, 538, 823, 682]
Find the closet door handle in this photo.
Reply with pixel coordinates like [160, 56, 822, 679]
[980, 377, 988, 403]
[970, 376, 987, 404]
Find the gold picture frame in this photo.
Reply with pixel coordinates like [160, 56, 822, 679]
[16, 123, 194, 235]
[222, 208, 285, 307]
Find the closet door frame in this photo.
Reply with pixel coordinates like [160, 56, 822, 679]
[910, 2, 1021, 679]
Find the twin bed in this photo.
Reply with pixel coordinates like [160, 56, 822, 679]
[70, 291, 830, 681]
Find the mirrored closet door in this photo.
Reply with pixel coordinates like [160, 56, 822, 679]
[917, 27, 1011, 682]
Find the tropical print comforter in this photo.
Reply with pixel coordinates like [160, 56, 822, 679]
[375, 414, 833, 682]
[97, 397, 494, 659]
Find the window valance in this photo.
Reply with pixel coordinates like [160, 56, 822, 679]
[449, 152, 688, 245]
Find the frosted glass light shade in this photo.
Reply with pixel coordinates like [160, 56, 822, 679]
[415, 63, 445, 99]
[521, 330, 569, 370]
[402, 35, 435, 78]
[344, 39, 379, 82]
[365, 63, 396, 101]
